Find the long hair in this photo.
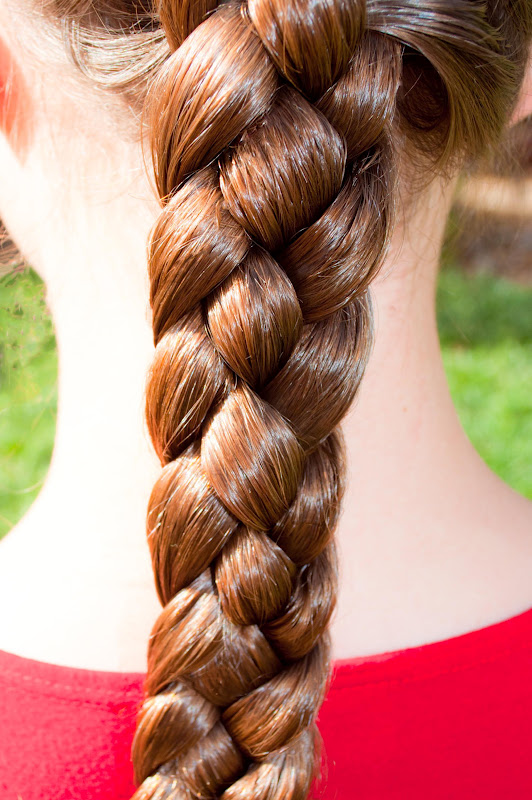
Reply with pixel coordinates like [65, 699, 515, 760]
[38, 0, 532, 797]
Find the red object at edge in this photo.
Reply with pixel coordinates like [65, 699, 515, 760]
[1, 605, 531, 799]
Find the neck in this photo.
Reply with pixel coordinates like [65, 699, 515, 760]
[0, 133, 165, 668]
[2, 162, 530, 670]
[332, 175, 532, 658]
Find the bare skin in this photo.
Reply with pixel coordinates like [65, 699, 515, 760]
[332, 173, 532, 659]
[0, 23, 530, 671]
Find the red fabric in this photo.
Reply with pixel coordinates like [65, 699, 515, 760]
[1, 606, 531, 799]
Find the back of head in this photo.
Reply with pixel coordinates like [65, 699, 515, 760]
[7, 0, 532, 798]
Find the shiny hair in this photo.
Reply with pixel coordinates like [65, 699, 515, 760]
[36, 0, 532, 797]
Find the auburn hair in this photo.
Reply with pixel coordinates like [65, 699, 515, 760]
[38, 0, 532, 797]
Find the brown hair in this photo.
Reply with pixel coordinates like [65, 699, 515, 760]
[34, 0, 532, 797]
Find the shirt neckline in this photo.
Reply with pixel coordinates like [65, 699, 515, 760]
[0, 604, 531, 698]
[330, 603, 532, 688]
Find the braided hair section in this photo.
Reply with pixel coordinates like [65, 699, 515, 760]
[129, 1, 529, 798]
[131, 2, 396, 796]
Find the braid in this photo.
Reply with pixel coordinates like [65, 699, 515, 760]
[123, 0, 532, 796]
[131, 1, 398, 797]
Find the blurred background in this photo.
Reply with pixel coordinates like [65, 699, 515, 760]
[0, 119, 531, 540]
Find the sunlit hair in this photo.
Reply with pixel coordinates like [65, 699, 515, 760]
[35, 0, 532, 797]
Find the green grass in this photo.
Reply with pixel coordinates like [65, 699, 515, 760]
[437, 266, 532, 500]
[0, 263, 530, 540]
[0, 268, 57, 537]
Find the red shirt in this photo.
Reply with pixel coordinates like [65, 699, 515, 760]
[1, 606, 531, 799]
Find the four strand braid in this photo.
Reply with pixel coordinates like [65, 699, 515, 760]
[132, 0, 400, 797]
